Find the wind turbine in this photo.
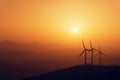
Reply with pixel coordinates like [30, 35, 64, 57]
[79, 40, 89, 65]
[89, 40, 97, 65]
[96, 45, 105, 65]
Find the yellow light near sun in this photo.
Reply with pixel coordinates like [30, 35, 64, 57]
[72, 27, 78, 33]
[72, 25, 78, 33]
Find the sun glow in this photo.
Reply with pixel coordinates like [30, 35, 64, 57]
[72, 26, 78, 33]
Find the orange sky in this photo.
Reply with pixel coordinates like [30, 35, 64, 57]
[0, 0, 120, 49]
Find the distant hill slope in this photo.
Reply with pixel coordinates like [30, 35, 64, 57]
[22, 65, 120, 80]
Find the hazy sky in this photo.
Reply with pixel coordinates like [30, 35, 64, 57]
[1, 1, 120, 79]
[0, 0, 120, 48]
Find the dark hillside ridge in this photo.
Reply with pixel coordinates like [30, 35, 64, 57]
[22, 65, 120, 80]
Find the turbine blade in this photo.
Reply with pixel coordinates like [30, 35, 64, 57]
[101, 52, 106, 56]
[99, 45, 105, 56]
[93, 48, 97, 51]
[95, 53, 99, 57]
[87, 49, 91, 53]
[82, 40, 85, 50]
[99, 45, 101, 51]
[90, 41, 97, 52]
[90, 40, 92, 49]
[78, 50, 84, 57]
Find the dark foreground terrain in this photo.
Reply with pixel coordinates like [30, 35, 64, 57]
[22, 65, 120, 80]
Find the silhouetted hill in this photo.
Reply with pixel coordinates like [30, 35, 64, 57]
[22, 65, 120, 80]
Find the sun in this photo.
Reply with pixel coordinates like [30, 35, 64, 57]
[72, 27, 78, 33]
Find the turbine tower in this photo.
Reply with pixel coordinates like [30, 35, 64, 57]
[79, 40, 89, 64]
[89, 40, 97, 65]
[97, 45, 105, 65]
